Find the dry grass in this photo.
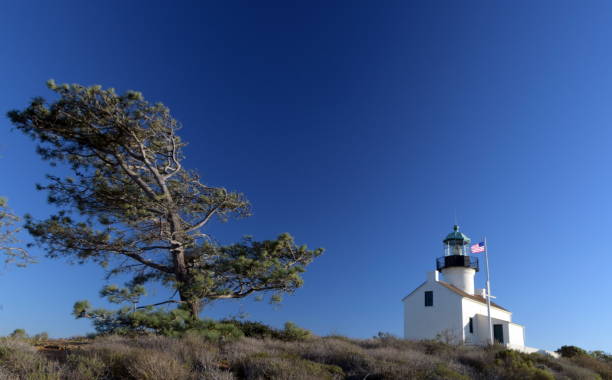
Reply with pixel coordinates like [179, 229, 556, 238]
[0, 333, 605, 379]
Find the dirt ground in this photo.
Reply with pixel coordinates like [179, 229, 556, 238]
[34, 339, 91, 362]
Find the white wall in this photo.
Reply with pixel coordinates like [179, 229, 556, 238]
[464, 299, 512, 345]
[507, 322, 525, 346]
[474, 314, 491, 344]
[403, 275, 528, 348]
[472, 314, 525, 346]
[403, 280, 463, 341]
[441, 267, 476, 295]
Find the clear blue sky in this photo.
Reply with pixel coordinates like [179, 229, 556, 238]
[1, 1, 611, 352]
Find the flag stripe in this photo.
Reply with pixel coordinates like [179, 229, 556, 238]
[470, 242, 486, 253]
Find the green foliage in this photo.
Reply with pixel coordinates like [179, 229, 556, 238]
[556, 347, 612, 379]
[100, 284, 146, 305]
[73, 299, 243, 340]
[220, 319, 312, 341]
[568, 353, 612, 380]
[429, 363, 471, 380]
[76, 300, 311, 343]
[554, 346, 612, 380]
[494, 349, 554, 380]
[591, 351, 612, 364]
[9, 329, 27, 339]
[557, 345, 588, 358]
[184, 234, 323, 306]
[530, 353, 564, 373]
[8, 80, 323, 323]
[282, 322, 312, 341]
[221, 319, 279, 339]
[31, 332, 49, 343]
[458, 353, 489, 373]
[0, 197, 33, 267]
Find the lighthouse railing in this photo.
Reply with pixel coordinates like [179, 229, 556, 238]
[436, 256, 479, 272]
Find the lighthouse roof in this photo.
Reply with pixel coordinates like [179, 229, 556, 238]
[443, 225, 471, 245]
[438, 281, 509, 312]
[401, 280, 510, 312]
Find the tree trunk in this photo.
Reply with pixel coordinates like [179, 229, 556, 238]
[168, 206, 202, 320]
[171, 241, 200, 320]
[189, 299, 201, 320]
[177, 286, 201, 321]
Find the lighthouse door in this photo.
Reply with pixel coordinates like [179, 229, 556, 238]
[493, 324, 504, 344]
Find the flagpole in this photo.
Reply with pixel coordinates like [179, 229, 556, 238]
[484, 237, 493, 345]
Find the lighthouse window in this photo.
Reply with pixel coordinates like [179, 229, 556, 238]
[424, 291, 433, 307]
[469, 318, 474, 333]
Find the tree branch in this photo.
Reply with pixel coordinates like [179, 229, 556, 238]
[207, 286, 281, 300]
[120, 251, 173, 274]
[136, 299, 182, 309]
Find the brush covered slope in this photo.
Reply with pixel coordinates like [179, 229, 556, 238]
[0, 325, 609, 380]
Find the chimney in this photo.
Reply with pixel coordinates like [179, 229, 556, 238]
[427, 270, 439, 282]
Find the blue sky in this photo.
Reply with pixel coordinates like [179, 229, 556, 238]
[1, 1, 611, 352]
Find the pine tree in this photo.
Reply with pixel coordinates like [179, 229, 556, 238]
[0, 197, 33, 267]
[8, 81, 322, 321]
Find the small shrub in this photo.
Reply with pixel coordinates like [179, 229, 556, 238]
[365, 332, 417, 351]
[280, 322, 312, 341]
[591, 351, 612, 364]
[221, 320, 312, 341]
[556, 359, 602, 380]
[188, 320, 244, 342]
[234, 352, 343, 380]
[169, 333, 220, 372]
[420, 339, 453, 356]
[434, 328, 461, 345]
[458, 352, 489, 373]
[298, 338, 373, 376]
[569, 354, 612, 380]
[494, 349, 554, 380]
[65, 353, 106, 380]
[32, 332, 49, 343]
[428, 363, 471, 380]
[323, 334, 354, 343]
[9, 329, 27, 339]
[0, 338, 63, 379]
[126, 349, 190, 380]
[531, 353, 563, 372]
[221, 320, 280, 339]
[557, 345, 588, 358]
[79, 340, 134, 379]
[349, 345, 440, 379]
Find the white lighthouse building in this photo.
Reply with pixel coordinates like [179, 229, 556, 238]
[402, 226, 552, 354]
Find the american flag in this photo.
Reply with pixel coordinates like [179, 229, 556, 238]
[470, 242, 486, 253]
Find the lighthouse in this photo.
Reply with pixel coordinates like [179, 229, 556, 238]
[437, 225, 478, 295]
[401, 225, 556, 356]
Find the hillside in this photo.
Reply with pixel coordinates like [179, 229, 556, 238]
[0, 329, 609, 379]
